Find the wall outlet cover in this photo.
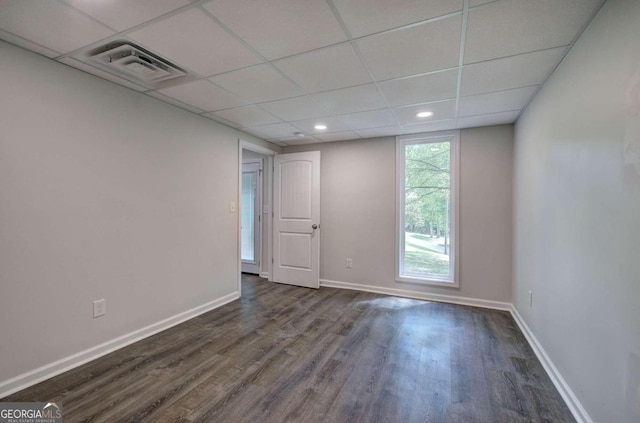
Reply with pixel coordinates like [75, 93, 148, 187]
[93, 299, 106, 318]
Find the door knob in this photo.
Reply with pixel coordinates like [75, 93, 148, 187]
[312, 224, 318, 230]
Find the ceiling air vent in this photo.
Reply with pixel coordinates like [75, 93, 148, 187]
[72, 41, 195, 90]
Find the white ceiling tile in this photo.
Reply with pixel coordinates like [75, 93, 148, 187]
[248, 122, 301, 139]
[156, 80, 247, 112]
[146, 91, 206, 114]
[464, 0, 603, 63]
[393, 100, 456, 125]
[469, 0, 496, 7]
[0, 0, 114, 53]
[290, 116, 352, 135]
[128, 8, 261, 77]
[378, 69, 458, 107]
[402, 119, 456, 134]
[0, 28, 60, 58]
[274, 43, 372, 92]
[202, 113, 242, 128]
[213, 105, 281, 127]
[356, 15, 461, 80]
[57, 57, 148, 91]
[461, 47, 566, 96]
[202, 0, 346, 60]
[458, 86, 537, 117]
[209, 64, 303, 103]
[312, 84, 388, 115]
[259, 96, 329, 122]
[239, 126, 270, 139]
[339, 109, 398, 130]
[355, 125, 403, 138]
[270, 140, 289, 146]
[456, 111, 519, 129]
[333, 0, 463, 38]
[314, 131, 362, 142]
[64, 0, 190, 31]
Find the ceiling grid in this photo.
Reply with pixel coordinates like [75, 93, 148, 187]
[0, 0, 606, 145]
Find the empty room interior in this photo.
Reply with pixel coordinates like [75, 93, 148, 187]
[0, 0, 639, 422]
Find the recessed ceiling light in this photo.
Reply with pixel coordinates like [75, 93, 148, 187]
[314, 124, 327, 130]
[294, 132, 305, 137]
[416, 111, 433, 118]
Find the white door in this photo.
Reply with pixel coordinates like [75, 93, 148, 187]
[241, 162, 261, 274]
[272, 151, 320, 289]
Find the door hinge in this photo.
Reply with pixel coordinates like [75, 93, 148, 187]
[272, 258, 274, 263]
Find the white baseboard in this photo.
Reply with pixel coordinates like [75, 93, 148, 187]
[0, 291, 240, 399]
[509, 306, 593, 423]
[319, 279, 511, 311]
[260, 272, 269, 279]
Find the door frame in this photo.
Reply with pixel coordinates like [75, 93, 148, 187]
[238, 140, 277, 296]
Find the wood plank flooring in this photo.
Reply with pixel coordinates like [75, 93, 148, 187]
[2, 275, 575, 422]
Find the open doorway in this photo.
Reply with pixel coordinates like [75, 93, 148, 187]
[239, 143, 275, 296]
[241, 159, 261, 274]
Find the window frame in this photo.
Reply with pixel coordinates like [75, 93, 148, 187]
[395, 131, 460, 287]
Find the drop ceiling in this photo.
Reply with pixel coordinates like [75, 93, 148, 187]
[0, 0, 604, 146]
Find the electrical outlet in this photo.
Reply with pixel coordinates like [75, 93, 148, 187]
[529, 290, 533, 307]
[230, 201, 236, 213]
[93, 299, 106, 318]
[346, 258, 352, 268]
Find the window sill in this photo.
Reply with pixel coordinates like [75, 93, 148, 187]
[396, 275, 459, 288]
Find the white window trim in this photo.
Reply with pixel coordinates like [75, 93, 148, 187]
[395, 131, 460, 288]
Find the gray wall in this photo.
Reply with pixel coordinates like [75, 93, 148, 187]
[284, 124, 513, 303]
[513, 0, 640, 421]
[0, 40, 268, 384]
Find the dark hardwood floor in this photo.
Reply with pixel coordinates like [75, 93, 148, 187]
[3, 274, 574, 422]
